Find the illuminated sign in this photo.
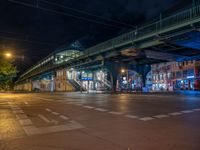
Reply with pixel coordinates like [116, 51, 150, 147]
[81, 77, 93, 81]
[81, 73, 93, 81]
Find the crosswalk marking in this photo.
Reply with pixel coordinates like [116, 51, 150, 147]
[45, 108, 52, 112]
[94, 108, 107, 112]
[67, 102, 74, 104]
[75, 104, 83, 106]
[16, 114, 28, 119]
[52, 112, 59, 115]
[11, 107, 21, 110]
[13, 110, 24, 114]
[38, 114, 58, 124]
[125, 115, 138, 119]
[181, 110, 193, 113]
[169, 112, 182, 116]
[140, 117, 154, 121]
[108, 111, 124, 115]
[154, 115, 169, 119]
[193, 108, 200, 111]
[59, 115, 69, 120]
[83, 106, 94, 109]
[19, 119, 33, 126]
[23, 121, 84, 136]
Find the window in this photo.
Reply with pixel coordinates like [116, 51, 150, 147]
[183, 70, 187, 78]
[176, 71, 182, 78]
[187, 69, 194, 77]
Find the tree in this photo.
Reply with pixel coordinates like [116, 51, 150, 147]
[0, 60, 17, 91]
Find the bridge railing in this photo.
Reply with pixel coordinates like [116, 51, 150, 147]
[83, 5, 200, 56]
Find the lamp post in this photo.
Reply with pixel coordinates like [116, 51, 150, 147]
[121, 69, 129, 92]
[80, 71, 83, 93]
[3, 52, 24, 61]
[5, 52, 12, 58]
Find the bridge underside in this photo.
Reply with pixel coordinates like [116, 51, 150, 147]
[103, 30, 200, 65]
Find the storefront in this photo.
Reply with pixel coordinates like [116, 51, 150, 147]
[117, 70, 142, 92]
[81, 71, 93, 91]
[151, 61, 200, 91]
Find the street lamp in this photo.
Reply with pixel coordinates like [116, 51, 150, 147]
[5, 52, 12, 58]
[121, 69, 129, 92]
[121, 69, 125, 73]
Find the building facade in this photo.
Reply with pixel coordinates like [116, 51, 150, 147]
[151, 60, 200, 91]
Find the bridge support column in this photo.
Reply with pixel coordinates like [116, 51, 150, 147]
[29, 79, 32, 91]
[92, 71, 96, 91]
[50, 73, 55, 92]
[131, 65, 151, 89]
[105, 61, 123, 93]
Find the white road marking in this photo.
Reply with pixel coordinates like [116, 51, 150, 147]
[169, 112, 182, 116]
[83, 106, 94, 109]
[94, 108, 107, 112]
[19, 119, 32, 126]
[23, 126, 38, 135]
[75, 103, 83, 106]
[180, 110, 193, 113]
[16, 114, 28, 119]
[108, 111, 124, 115]
[193, 108, 200, 111]
[140, 117, 154, 121]
[8, 102, 13, 105]
[23, 121, 84, 136]
[59, 115, 69, 120]
[11, 107, 21, 110]
[36, 97, 54, 101]
[45, 108, 52, 112]
[124, 115, 138, 119]
[13, 110, 24, 114]
[52, 112, 59, 115]
[38, 114, 58, 124]
[67, 102, 74, 104]
[154, 115, 169, 119]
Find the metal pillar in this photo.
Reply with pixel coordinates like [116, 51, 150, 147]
[131, 65, 151, 89]
[104, 61, 121, 93]
[87, 73, 89, 94]
[80, 71, 83, 93]
[92, 71, 96, 91]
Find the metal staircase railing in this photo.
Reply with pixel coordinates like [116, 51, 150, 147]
[96, 79, 112, 90]
[67, 79, 86, 91]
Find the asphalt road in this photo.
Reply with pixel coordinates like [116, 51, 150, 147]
[0, 92, 200, 150]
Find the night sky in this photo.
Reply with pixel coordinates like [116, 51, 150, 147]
[0, 0, 192, 75]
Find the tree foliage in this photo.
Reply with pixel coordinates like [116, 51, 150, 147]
[0, 60, 17, 90]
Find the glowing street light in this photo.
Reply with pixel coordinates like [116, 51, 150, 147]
[121, 69, 125, 73]
[5, 52, 12, 58]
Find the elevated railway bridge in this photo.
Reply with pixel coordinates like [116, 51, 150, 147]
[15, 4, 200, 92]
